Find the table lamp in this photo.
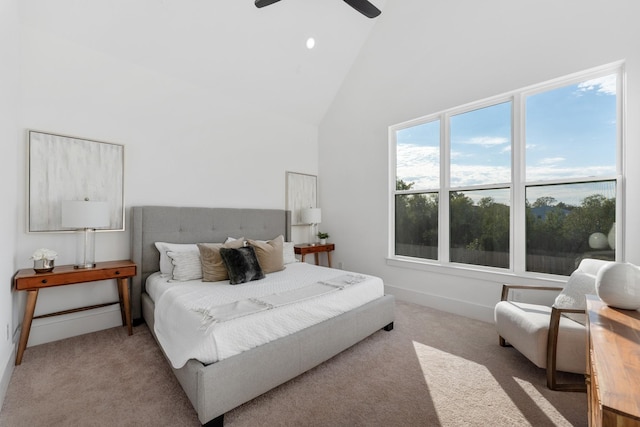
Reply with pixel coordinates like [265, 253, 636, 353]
[301, 207, 322, 244]
[61, 199, 110, 268]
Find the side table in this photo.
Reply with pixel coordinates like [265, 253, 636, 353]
[13, 259, 137, 365]
[586, 295, 640, 426]
[294, 243, 335, 267]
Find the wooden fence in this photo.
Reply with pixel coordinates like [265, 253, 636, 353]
[395, 244, 613, 276]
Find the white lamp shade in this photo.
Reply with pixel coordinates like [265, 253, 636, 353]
[301, 208, 322, 224]
[61, 200, 110, 228]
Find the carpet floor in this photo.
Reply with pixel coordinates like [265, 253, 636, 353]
[0, 301, 587, 426]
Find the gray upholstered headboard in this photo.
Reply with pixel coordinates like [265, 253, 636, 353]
[130, 206, 291, 320]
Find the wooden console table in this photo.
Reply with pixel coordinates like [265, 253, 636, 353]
[294, 243, 335, 267]
[586, 295, 640, 426]
[13, 260, 137, 365]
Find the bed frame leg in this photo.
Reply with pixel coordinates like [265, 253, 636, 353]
[203, 414, 224, 427]
[383, 322, 394, 331]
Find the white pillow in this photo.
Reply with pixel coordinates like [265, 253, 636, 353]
[553, 270, 597, 325]
[283, 241, 298, 264]
[167, 250, 202, 281]
[225, 237, 247, 245]
[228, 237, 298, 264]
[155, 242, 199, 276]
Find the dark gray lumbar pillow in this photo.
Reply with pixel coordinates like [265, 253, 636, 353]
[219, 246, 265, 285]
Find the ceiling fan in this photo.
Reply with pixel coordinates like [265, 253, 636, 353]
[254, 0, 381, 19]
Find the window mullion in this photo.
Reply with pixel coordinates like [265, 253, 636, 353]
[512, 93, 526, 274]
[440, 112, 451, 264]
[388, 126, 396, 259]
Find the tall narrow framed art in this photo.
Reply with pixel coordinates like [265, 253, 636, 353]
[285, 171, 317, 225]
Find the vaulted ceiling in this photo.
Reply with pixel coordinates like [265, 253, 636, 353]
[20, 0, 386, 124]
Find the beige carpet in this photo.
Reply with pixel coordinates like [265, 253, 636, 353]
[0, 301, 586, 426]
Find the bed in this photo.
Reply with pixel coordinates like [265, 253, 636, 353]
[130, 206, 395, 426]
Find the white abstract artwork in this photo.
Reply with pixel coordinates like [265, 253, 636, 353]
[28, 130, 125, 232]
[286, 172, 317, 225]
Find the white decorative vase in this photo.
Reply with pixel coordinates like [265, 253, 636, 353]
[588, 232, 608, 249]
[319, 239, 327, 245]
[608, 222, 616, 250]
[596, 262, 640, 310]
[33, 258, 55, 273]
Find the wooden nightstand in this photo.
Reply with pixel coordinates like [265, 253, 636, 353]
[13, 260, 137, 365]
[294, 243, 335, 267]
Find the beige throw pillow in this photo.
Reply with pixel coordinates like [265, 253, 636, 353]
[247, 235, 285, 274]
[198, 238, 245, 282]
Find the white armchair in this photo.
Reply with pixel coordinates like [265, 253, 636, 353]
[494, 258, 611, 391]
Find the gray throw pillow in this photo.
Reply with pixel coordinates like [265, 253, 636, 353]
[219, 246, 265, 285]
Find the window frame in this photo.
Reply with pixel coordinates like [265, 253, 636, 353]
[389, 61, 625, 278]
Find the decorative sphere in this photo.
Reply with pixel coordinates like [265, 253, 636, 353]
[608, 222, 616, 250]
[589, 232, 609, 249]
[596, 262, 640, 310]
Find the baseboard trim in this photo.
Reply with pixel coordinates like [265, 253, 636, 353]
[385, 284, 495, 323]
[26, 305, 123, 348]
[0, 344, 16, 412]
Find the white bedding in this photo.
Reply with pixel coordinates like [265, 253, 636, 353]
[148, 262, 384, 368]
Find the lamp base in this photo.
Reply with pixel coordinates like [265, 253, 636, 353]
[309, 223, 318, 244]
[73, 263, 97, 269]
[74, 228, 98, 269]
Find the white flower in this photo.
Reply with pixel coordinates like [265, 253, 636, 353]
[31, 248, 58, 261]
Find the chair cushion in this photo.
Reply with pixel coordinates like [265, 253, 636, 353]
[495, 301, 586, 374]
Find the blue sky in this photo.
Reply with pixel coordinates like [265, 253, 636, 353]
[396, 74, 617, 206]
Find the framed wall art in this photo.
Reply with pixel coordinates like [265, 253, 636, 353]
[285, 171, 317, 225]
[28, 130, 125, 232]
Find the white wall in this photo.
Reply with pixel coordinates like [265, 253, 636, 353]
[319, 0, 640, 322]
[2, 4, 322, 409]
[0, 0, 20, 406]
[12, 19, 319, 347]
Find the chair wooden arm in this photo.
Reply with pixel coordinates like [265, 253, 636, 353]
[500, 284, 564, 302]
[546, 306, 587, 392]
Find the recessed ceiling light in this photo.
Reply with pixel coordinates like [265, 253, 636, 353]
[306, 37, 315, 50]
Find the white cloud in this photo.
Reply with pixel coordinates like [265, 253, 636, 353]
[461, 136, 509, 147]
[396, 143, 439, 189]
[450, 164, 511, 187]
[397, 142, 615, 196]
[526, 164, 615, 181]
[577, 75, 616, 96]
[538, 157, 565, 165]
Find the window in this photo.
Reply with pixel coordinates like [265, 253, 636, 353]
[391, 63, 622, 276]
[450, 102, 512, 187]
[525, 181, 616, 275]
[449, 188, 510, 268]
[395, 120, 440, 260]
[449, 102, 511, 268]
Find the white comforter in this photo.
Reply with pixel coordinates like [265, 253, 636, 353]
[149, 263, 384, 368]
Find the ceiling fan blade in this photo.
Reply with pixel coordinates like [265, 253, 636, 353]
[255, 0, 282, 8]
[343, 0, 381, 18]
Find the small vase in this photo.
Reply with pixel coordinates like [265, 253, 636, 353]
[596, 262, 640, 310]
[608, 222, 616, 250]
[320, 239, 327, 245]
[33, 259, 55, 274]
